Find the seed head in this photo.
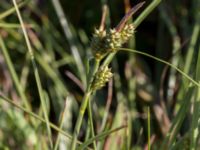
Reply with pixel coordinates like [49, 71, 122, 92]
[91, 66, 113, 91]
[120, 23, 135, 43]
[91, 23, 135, 60]
[91, 29, 108, 60]
[105, 29, 122, 51]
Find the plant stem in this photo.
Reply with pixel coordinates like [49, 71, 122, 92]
[147, 107, 151, 150]
[70, 60, 100, 150]
[134, 0, 162, 28]
[119, 48, 200, 88]
[183, 12, 200, 75]
[87, 100, 97, 150]
[0, 35, 31, 112]
[70, 91, 92, 150]
[54, 98, 69, 150]
[79, 126, 127, 150]
[0, 0, 28, 20]
[51, 0, 86, 87]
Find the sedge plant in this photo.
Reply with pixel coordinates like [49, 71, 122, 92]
[4, 0, 200, 149]
[70, 1, 163, 149]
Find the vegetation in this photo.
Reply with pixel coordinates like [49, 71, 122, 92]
[0, 0, 200, 149]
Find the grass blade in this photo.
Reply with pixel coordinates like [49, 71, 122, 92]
[87, 100, 97, 150]
[78, 126, 127, 150]
[0, 35, 32, 112]
[119, 48, 200, 88]
[51, 0, 86, 87]
[0, 0, 29, 20]
[54, 98, 69, 150]
[190, 33, 200, 150]
[12, 0, 53, 147]
[0, 94, 92, 150]
[147, 107, 151, 150]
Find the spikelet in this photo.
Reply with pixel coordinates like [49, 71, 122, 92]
[105, 29, 122, 51]
[91, 66, 113, 90]
[120, 23, 135, 43]
[90, 29, 107, 60]
[91, 23, 135, 60]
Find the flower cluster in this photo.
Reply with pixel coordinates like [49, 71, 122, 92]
[90, 29, 107, 60]
[120, 23, 135, 42]
[91, 66, 113, 91]
[91, 23, 135, 60]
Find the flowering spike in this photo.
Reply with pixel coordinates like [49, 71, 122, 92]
[120, 23, 135, 43]
[91, 23, 135, 60]
[91, 66, 113, 90]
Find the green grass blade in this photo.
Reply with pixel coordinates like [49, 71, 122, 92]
[161, 87, 194, 149]
[159, 4, 181, 101]
[147, 107, 151, 150]
[78, 126, 127, 150]
[0, 94, 93, 149]
[54, 98, 69, 150]
[119, 48, 200, 88]
[134, 0, 162, 28]
[190, 36, 200, 150]
[183, 15, 200, 75]
[195, 43, 200, 82]
[0, 22, 34, 28]
[12, 0, 53, 147]
[70, 59, 100, 150]
[51, 0, 86, 87]
[0, 35, 32, 112]
[188, 5, 200, 149]
[0, 0, 29, 20]
[87, 100, 97, 150]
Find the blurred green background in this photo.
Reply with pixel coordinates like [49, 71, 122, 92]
[0, 0, 200, 149]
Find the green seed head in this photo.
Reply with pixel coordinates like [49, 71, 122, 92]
[120, 23, 135, 43]
[91, 66, 113, 91]
[105, 29, 122, 51]
[91, 29, 108, 60]
[91, 23, 134, 60]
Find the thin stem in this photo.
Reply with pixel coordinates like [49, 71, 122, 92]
[159, 4, 181, 101]
[70, 91, 92, 150]
[183, 9, 200, 75]
[54, 98, 69, 150]
[102, 52, 117, 67]
[51, 0, 86, 87]
[97, 79, 113, 150]
[190, 31, 200, 150]
[119, 48, 200, 88]
[0, 22, 34, 28]
[0, 35, 31, 112]
[87, 100, 97, 150]
[87, 59, 101, 89]
[70, 59, 100, 150]
[134, 0, 162, 28]
[79, 125, 127, 150]
[99, 79, 113, 132]
[84, 119, 91, 142]
[147, 107, 151, 150]
[12, 0, 53, 148]
[0, 0, 28, 20]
